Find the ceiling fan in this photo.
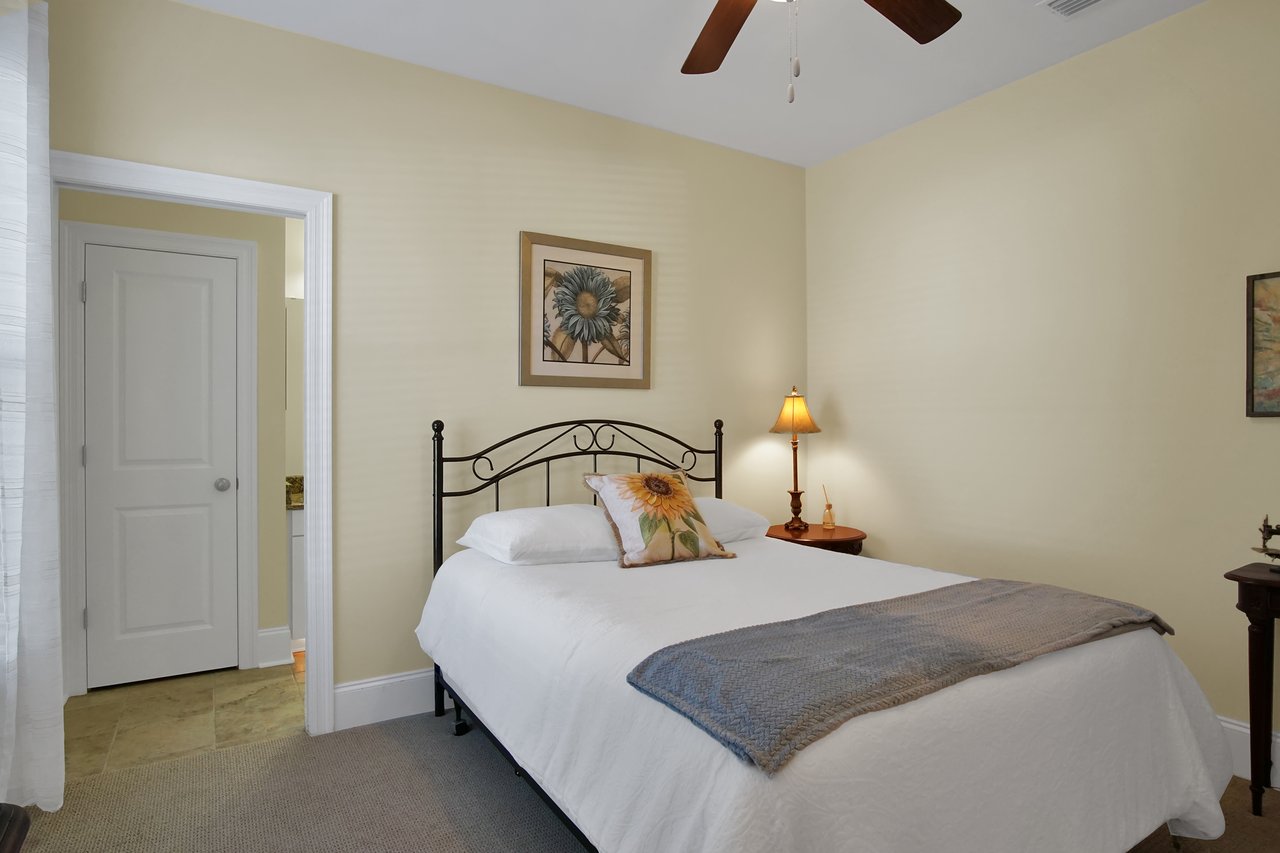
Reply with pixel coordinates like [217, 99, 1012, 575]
[682, 0, 963, 75]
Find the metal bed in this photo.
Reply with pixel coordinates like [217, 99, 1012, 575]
[428, 418, 725, 850]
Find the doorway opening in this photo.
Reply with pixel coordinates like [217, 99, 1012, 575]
[58, 198, 309, 773]
[51, 152, 334, 740]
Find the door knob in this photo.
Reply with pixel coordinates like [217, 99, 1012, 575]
[214, 478, 232, 492]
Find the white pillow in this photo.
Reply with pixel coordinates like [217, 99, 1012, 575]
[457, 504, 617, 565]
[695, 497, 769, 543]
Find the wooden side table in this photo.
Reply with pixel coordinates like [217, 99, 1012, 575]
[1225, 562, 1280, 816]
[766, 524, 866, 555]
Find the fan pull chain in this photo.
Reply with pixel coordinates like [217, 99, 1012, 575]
[787, 0, 800, 104]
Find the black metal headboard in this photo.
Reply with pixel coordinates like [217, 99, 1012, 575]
[431, 419, 724, 574]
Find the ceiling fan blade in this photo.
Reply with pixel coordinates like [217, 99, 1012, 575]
[682, 0, 759, 75]
[863, 0, 962, 45]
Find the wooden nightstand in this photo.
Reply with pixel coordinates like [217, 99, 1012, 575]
[766, 524, 866, 555]
[1225, 562, 1280, 816]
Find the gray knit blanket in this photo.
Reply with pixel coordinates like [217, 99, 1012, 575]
[626, 579, 1173, 775]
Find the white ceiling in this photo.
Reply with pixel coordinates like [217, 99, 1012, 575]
[175, 0, 1204, 167]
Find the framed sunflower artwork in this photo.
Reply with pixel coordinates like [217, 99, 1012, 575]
[519, 231, 652, 389]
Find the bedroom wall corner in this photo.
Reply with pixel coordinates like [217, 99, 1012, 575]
[803, 0, 1280, 727]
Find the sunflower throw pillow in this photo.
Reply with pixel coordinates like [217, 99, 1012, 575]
[583, 470, 735, 568]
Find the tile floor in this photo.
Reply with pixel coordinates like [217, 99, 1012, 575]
[63, 652, 306, 780]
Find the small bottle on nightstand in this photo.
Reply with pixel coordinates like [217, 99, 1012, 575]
[822, 504, 835, 530]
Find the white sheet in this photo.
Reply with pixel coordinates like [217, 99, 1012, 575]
[416, 537, 1232, 853]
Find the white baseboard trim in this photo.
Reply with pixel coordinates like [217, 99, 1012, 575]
[1219, 715, 1280, 780]
[334, 667, 436, 731]
[256, 627, 294, 668]
[291, 638, 306, 654]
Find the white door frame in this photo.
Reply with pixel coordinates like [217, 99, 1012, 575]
[51, 151, 336, 734]
[61, 222, 259, 687]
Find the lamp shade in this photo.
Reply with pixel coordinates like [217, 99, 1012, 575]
[769, 386, 821, 435]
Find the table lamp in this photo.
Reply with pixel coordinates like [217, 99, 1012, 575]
[769, 386, 821, 531]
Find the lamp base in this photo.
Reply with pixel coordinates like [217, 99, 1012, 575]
[784, 490, 808, 531]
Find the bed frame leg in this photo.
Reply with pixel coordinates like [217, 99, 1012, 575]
[435, 664, 471, 735]
[452, 702, 471, 737]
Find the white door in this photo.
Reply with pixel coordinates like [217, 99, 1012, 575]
[84, 243, 240, 688]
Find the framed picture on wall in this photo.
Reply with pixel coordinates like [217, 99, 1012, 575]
[1247, 270, 1280, 416]
[519, 231, 652, 389]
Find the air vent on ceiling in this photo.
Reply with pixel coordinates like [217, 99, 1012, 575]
[1038, 0, 1108, 17]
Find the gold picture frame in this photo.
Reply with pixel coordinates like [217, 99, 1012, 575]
[519, 231, 652, 389]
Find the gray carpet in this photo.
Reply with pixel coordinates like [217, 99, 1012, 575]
[27, 714, 581, 852]
[1130, 776, 1280, 853]
[25, 711, 1279, 852]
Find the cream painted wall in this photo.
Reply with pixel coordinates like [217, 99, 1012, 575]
[284, 297, 304, 478]
[285, 215, 304, 478]
[284, 217, 304, 301]
[59, 190, 290, 632]
[806, 0, 1280, 724]
[49, 0, 807, 682]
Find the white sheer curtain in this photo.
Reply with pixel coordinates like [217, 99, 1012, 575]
[0, 0, 62, 810]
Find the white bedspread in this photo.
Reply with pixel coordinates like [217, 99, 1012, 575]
[416, 537, 1232, 853]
